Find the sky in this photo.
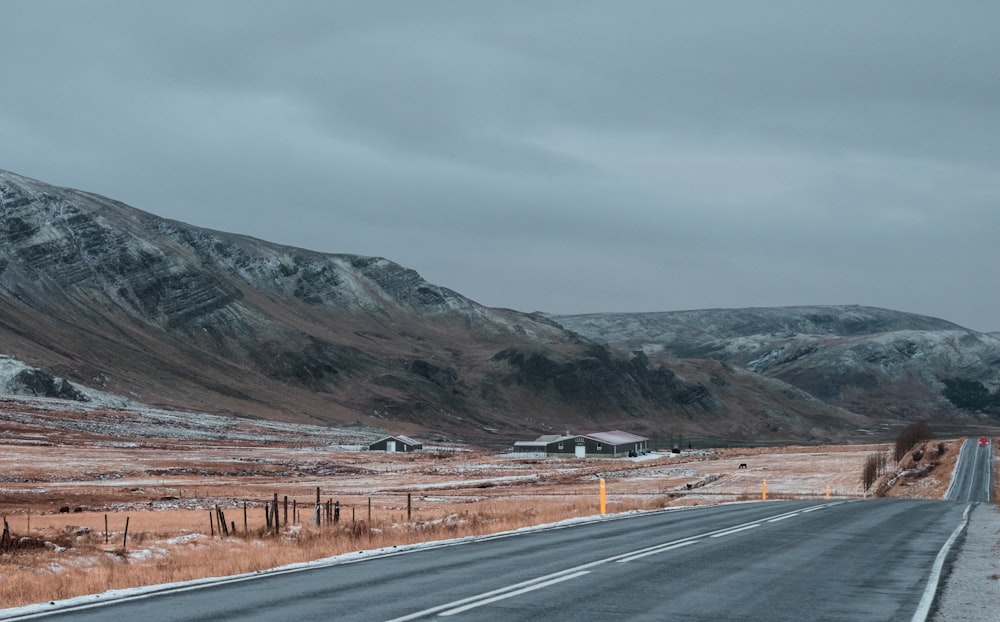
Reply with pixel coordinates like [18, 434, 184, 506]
[2, 2, 998, 332]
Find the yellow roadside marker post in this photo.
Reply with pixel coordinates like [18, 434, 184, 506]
[600, 478, 606, 515]
[762, 479, 767, 501]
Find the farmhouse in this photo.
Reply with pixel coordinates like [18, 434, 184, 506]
[579, 430, 649, 458]
[512, 430, 648, 458]
[368, 435, 422, 452]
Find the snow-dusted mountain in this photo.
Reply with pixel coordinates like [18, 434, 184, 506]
[6, 168, 994, 443]
[554, 306, 1000, 425]
[1, 169, 880, 444]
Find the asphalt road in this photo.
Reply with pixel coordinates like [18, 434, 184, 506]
[11, 498, 972, 622]
[944, 438, 992, 503]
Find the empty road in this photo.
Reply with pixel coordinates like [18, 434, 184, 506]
[9, 497, 973, 622]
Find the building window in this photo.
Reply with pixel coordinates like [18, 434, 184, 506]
[558, 442, 564, 450]
[596, 443, 603, 451]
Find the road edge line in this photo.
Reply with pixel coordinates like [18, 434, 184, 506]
[911, 503, 972, 622]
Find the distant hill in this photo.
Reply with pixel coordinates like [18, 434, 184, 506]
[554, 306, 1000, 427]
[0, 169, 878, 444]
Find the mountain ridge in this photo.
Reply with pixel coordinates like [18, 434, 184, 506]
[3, 168, 995, 443]
[554, 306, 1000, 426]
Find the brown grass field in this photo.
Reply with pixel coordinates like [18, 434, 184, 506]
[0, 401, 989, 611]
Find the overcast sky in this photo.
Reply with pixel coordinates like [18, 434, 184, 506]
[2, 2, 998, 331]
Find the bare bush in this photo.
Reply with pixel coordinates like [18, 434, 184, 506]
[862, 451, 889, 492]
[894, 421, 933, 463]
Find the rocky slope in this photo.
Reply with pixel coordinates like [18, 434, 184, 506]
[554, 306, 1000, 426]
[0, 169, 872, 444]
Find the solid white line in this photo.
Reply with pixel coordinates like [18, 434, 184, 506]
[767, 514, 797, 522]
[384, 569, 594, 622]
[709, 524, 760, 538]
[437, 571, 590, 616]
[911, 504, 971, 622]
[615, 540, 699, 563]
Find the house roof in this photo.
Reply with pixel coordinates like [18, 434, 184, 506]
[584, 430, 648, 445]
[534, 434, 576, 443]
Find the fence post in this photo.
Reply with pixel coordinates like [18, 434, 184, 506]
[407, 494, 412, 521]
[283, 496, 288, 527]
[209, 511, 215, 537]
[122, 516, 130, 550]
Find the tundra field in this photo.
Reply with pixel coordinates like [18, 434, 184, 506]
[0, 399, 993, 610]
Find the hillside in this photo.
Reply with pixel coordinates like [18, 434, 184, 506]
[554, 306, 1000, 427]
[0, 169, 873, 444]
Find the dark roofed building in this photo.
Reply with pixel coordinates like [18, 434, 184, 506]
[513, 434, 579, 457]
[512, 430, 648, 458]
[369, 435, 422, 452]
[580, 430, 649, 458]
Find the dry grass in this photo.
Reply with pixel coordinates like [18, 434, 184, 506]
[0, 404, 980, 612]
[0, 495, 664, 608]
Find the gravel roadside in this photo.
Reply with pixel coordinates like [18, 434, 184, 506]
[931, 503, 1000, 621]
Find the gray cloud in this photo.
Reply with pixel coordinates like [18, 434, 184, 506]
[2, 1, 998, 330]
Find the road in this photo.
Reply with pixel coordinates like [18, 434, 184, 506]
[944, 438, 992, 503]
[6, 439, 991, 622]
[7, 500, 969, 622]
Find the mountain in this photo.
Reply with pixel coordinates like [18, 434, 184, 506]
[554, 306, 1000, 427]
[0, 169, 875, 444]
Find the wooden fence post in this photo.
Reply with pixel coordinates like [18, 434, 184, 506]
[122, 517, 130, 550]
[407, 494, 411, 521]
[243, 502, 248, 534]
[283, 496, 288, 527]
[209, 511, 215, 537]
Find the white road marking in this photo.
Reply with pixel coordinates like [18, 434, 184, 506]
[387, 504, 822, 620]
[709, 524, 760, 538]
[438, 571, 591, 616]
[911, 504, 971, 622]
[615, 540, 699, 563]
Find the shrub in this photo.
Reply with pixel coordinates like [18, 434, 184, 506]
[894, 421, 933, 463]
[862, 451, 888, 492]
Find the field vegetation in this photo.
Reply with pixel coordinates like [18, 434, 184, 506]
[0, 402, 979, 612]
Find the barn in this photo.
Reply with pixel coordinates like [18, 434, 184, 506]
[579, 430, 649, 458]
[512, 430, 648, 458]
[368, 435, 423, 452]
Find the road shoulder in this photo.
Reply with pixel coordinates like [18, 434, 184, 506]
[932, 503, 1000, 621]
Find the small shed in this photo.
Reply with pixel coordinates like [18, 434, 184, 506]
[369, 435, 422, 453]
